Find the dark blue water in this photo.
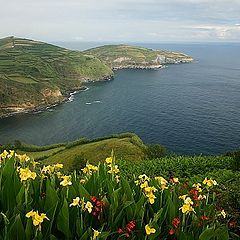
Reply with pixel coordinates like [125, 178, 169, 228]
[0, 43, 240, 155]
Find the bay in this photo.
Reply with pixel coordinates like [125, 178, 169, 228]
[0, 42, 240, 155]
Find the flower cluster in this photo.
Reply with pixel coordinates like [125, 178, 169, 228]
[69, 196, 94, 213]
[105, 157, 120, 182]
[0, 150, 15, 160]
[82, 163, 99, 175]
[16, 153, 30, 163]
[135, 174, 158, 204]
[155, 176, 169, 190]
[190, 184, 206, 206]
[41, 163, 63, 175]
[60, 175, 72, 187]
[117, 220, 136, 238]
[179, 195, 195, 214]
[89, 196, 106, 220]
[19, 167, 37, 182]
[26, 210, 49, 231]
[169, 217, 181, 235]
[203, 178, 218, 188]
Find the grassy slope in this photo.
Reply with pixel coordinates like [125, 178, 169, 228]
[15, 133, 147, 171]
[84, 44, 193, 69]
[0, 36, 113, 117]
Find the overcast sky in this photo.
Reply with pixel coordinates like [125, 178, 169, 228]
[1, 0, 240, 42]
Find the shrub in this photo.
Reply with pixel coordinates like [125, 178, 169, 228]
[146, 144, 167, 158]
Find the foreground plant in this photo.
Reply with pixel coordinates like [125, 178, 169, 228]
[0, 150, 234, 239]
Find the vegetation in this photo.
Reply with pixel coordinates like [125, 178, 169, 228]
[0, 36, 113, 117]
[0, 150, 236, 239]
[84, 44, 193, 69]
[9, 133, 147, 171]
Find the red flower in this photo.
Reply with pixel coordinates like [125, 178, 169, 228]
[169, 229, 175, 235]
[200, 215, 209, 221]
[90, 196, 97, 202]
[117, 228, 124, 234]
[172, 217, 180, 228]
[118, 220, 136, 236]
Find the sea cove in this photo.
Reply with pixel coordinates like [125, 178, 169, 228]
[0, 43, 240, 155]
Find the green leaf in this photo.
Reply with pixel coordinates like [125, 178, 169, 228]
[7, 214, 26, 240]
[57, 198, 70, 239]
[199, 227, 215, 240]
[121, 178, 134, 201]
[44, 179, 59, 237]
[215, 227, 229, 240]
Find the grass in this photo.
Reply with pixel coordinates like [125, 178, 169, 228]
[17, 146, 65, 160]
[12, 133, 147, 171]
[44, 137, 146, 170]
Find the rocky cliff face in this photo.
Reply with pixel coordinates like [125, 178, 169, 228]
[84, 45, 193, 70]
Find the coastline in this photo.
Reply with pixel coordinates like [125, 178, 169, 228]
[0, 59, 193, 119]
[0, 75, 114, 119]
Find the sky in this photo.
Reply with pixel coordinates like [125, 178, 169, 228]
[1, 0, 240, 43]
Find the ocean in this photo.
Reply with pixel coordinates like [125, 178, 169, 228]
[0, 42, 240, 155]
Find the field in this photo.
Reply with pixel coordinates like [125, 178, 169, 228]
[0, 36, 113, 117]
[84, 45, 193, 69]
[14, 133, 147, 171]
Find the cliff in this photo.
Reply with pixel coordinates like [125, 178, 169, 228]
[84, 44, 193, 70]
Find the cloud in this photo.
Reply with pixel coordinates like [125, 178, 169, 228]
[0, 0, 240, 42]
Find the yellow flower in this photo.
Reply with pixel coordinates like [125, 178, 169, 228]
[8, 150, 15, 158]
[92, 229, 101, 240]
[82, 163, 99, 175]
[140, 181, 148, 189]
[179, 194, 188, 200]
[85, 201, 93, 213]
[26, 210, 35, 218]
[220, 209, 226, 218]
[147, 192, 156, 204]
[54, 163, 63, 171]
[179, 204, 195, 214]
[108, 165, 120, 174]
[16, 153, 30, 163]
[198, 194, 206, 200]
[145, 224, 156, 235]
[70, 197, 81, 207]
[192, 183, 202, 192]
[80, 179, 86, 184]
[144, 186, 157, 193]
[115, 175, 120, 183]
[41, 165, 55, 174]
[60, 175, 72, 187]
[203, 178, 217, 187]
[184, 197, 193, 205]
[26, 210, 49, 231]
[105, 157, 113, 165]
[172, 177, 179, 184]
[1, 150, 9, 159]
[139, 174, 150, 182]
[144, 186, 157, 204]
[155, 176, 168, 190]
[19, 168, 37, 181]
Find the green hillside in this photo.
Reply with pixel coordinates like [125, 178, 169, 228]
[0, 36, 113, 118]
[14, 133, 147, 171]
[84, 44, 193, 69]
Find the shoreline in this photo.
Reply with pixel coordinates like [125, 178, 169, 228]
[0, 76, 114, 119]
[0, 60, 192, 119]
